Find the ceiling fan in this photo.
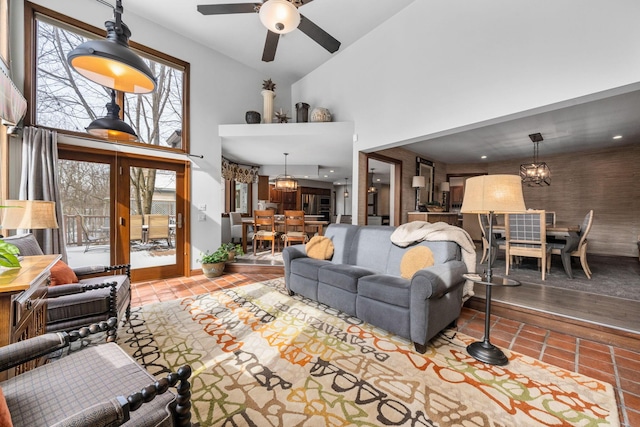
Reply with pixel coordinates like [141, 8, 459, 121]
[197, 0, 341, 62]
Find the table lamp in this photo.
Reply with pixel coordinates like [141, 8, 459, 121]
[441, 182, 450, 211]
[1, 200, 59, 232]
[460, 175, 525, 364]
[412, 175, 426, 211]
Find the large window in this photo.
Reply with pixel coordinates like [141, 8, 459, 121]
[27, 3, 188, 151]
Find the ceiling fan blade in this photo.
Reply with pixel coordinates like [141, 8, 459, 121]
[262, 31, 280, 62]
[297, 14, 341, 53]
[197, 3, 258, 15]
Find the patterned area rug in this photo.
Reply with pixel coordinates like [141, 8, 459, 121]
[117, 278, 619, 427]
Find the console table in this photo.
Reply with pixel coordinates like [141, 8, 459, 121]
[0, 254, 60, 380]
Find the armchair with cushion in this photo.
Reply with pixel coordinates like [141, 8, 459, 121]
[0, 318, 193, 427]
[2, 233, 131, 334]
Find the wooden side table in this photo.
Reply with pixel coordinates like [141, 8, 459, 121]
[463, 273, 521, 365]
[0, 254, 60, 380]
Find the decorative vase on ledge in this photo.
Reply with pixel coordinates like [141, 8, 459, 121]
[261, 90, 275, 123]
[245, 111, 261, 124]
[295, 102, 310, 123]
[310, 107, 331, 122]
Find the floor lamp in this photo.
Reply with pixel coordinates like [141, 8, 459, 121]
[460, 175, 526, 365]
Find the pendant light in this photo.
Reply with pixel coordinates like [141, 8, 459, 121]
[343, 177, 349, 198]
[259, 0, 301, 34]
[274, 153, 298, 192]
[367, 168, 378, 193]
[520, 133, 551, 186]
[86, 89, 138, 141]
[67, 0, 156, 94]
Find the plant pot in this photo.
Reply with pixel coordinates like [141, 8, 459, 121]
[227, 250, 235, 262]
[202, 262, 225, 278]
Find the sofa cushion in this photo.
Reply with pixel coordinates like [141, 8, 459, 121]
[358, 274, 412, 308]
[290, 258, 328, 281]
[1, 233, 43, 256]
[49, 260, 79, 286]
[305, 236, 334, 260]
[318, 264, 376, 293]
[400, 246, 434, 279]
[346, 226, 393, 272]
[1, 343, 173, 427]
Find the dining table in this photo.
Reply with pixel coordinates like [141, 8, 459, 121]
[240, 218, 329, 254]
[493, 223, 581, 279]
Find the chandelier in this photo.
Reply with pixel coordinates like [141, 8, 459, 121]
[367, 168, 378, 193]
[520, 133, 551, 186]
[274, 152, 298, 191]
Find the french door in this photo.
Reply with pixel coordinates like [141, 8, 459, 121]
[59, 147, 189, 281]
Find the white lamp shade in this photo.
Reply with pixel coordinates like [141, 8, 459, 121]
[1, 200, 59, 230]
[259, 0, 300, 34]
[441, 182, 450, 192]
[412, 175, 426, 188]
[460, 175, 526, 213]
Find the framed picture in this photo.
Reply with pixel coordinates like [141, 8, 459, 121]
[0, 0, 8, 69]
[416, 157, 434, 206]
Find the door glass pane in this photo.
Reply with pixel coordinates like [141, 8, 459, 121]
[130, 167, 176, 269]
[58, 159, 111, 267]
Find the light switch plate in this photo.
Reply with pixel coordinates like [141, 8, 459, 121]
[198, 214, 206, 221]
[198, 204, 206, 211]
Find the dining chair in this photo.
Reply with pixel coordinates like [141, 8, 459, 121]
[130, 214, 144, 245]
[478, 213, 506, 265]
[145, 214, 172, 248]
[79, 215, 110, 253]
[253, 209, 278, 256]
[282, 210, 309, 247]
[549, 210, 594, 279]
[505, 210, 551, 280]
[229, 212, 244, 243]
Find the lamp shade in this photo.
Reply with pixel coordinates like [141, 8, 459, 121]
[441, 182, 450, 192]
[412, 175, 426, 188]
[1, 200, 59, 230]
[259, 0, 301, 34]
[67, 19, 156, 94]
[460, 175, 526, 213]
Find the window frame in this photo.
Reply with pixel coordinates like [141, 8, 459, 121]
[24, 1, 190, 154]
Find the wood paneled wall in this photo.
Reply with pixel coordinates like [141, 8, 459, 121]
[365, 143, 638, 257]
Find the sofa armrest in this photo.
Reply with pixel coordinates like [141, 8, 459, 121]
[47, 283, 86, 297]
[73, 263, 130, 278]
[411, 261, 467, 300]
[0, 318, 118, 372]
[50, 397, 128, 427]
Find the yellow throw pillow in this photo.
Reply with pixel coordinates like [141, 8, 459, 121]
[400, 246, 435, 279]
[306, 236, 334, 260]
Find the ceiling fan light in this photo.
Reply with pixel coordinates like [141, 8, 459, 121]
[259, 0, 300, 34]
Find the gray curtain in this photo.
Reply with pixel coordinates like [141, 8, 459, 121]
[19, 127, 67, 262]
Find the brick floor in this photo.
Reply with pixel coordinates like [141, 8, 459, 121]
[130, 273, 640, 427]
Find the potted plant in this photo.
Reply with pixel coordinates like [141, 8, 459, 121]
[223, 242, 244, 262]
[197, 246, 228, 278]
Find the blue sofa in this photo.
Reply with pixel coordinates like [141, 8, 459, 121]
[282, 224, 469, 353]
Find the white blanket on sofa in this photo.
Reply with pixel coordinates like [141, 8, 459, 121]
[390, 221, 477, 301]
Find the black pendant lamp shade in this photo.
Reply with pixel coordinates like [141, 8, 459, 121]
[67, 1, 156, 94]
[86, 90, 138, 142]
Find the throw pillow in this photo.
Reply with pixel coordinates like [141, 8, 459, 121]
[400, 246, 435, 279]
[306, 236, 334, 260]
[49, 260, 79, 286]
[0, 387, 13, 427]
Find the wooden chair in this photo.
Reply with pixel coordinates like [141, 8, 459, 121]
[550, 210, 594, 279]
[130, 214, 144, 245]
[478, 213, 506, 265]
[252, 210, 278, 256]
[282, 210, 309, 247]
[145, 214, 171, 248]
[505, 210, 551, 280]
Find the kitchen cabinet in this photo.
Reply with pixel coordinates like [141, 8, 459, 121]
[269, 185, 282, 203]
[0, 254, 60, 380]
[257, 175, 270, 200]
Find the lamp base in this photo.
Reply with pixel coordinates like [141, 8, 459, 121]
[467, 341, 509, 366]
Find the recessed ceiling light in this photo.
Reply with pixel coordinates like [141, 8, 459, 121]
[323, 175, 328, 178]
[613, 135, 623, 140]
[330, 170, 334, 173]
[376, 178, 380, 182]
[304, 175, 309, 178]
[481, 155, 487, 159]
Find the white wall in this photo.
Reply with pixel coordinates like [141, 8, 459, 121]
[292, 0, 640, 222]
[10, 0, 290, 268]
